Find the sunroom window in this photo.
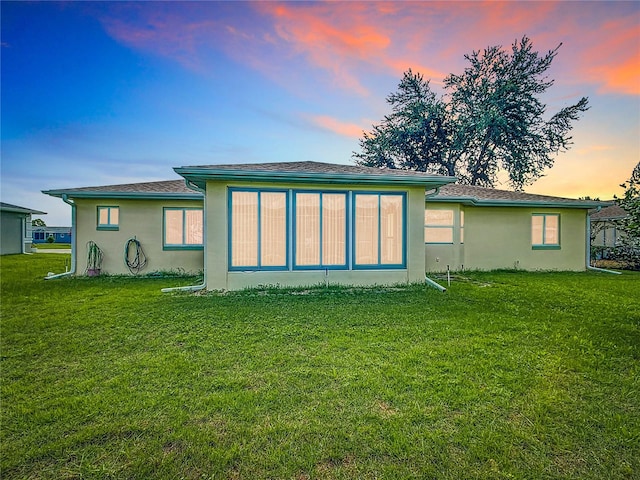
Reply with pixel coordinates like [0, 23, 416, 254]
[229, 190, 287, 269]
[354, 193, 405, 268]
[294, 192, 347, 268]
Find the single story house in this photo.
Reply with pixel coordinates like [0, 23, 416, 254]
[0, 202, 46, 255]
[590, 204, 627, 248]
[32, 226, 73, 244]
[43, 161, 602, 290]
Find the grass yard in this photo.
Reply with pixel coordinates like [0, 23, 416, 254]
[1, 254, 639, 479]
[32, 243, 71, 250]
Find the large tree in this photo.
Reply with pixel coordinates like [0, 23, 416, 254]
[354, 36, 589, 190]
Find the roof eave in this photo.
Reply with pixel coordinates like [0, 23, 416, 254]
[0, 207, 47, 215]
[174, 167, 457, 188]
[42, 190, 203, 200]
[427, 196, 604, 209]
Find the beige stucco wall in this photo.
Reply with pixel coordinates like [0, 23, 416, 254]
[424, 202, 464, 272]
[205, 181, 426, 291]
[74, 198, 204, 275]
[424, 203, 588, 272]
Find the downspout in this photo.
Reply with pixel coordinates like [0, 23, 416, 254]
[161, 180, 207, 292]
[425, 274, 447, 292]
[45, 194, 76, 279]
[425, 186, 442, 198]
[586, 208, 621, 275]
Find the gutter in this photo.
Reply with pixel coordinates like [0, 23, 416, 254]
[45, 194, 76, 280]
[161, 180, 207, 292]
[585, 208, 621, 275]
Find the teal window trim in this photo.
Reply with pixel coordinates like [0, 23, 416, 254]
[228, 188, 289, 271]
[293, 190, 349, 270]
[163, 207, 204, 250]
[352, 192, 407, 270]
[97, 206, 119, 231]
[531, 213, 561, 249]
[532, 245, 561, 250]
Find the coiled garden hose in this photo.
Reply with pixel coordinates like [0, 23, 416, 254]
[124, 237, 147, 274]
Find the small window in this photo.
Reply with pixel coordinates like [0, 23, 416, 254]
[97, 206, 119, 230]
[425, 209, 454, 243]
[532, 214, 560, 249]
[164, 208, 203, 249]
[460, 210, 464, 244]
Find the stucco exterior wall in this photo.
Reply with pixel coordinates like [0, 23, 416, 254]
[424, 202, 464, 272]
[1, 211, 24, 255]
[74, 198, 204, 275]
[425, 205, 588, 272]
[205, 181, 426, 291]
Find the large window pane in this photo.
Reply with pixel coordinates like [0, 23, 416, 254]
[381, 195, 403, 264]
[355, 195, 379, 265]
[545, 215, 559, 245]
[185, 210, 203, 245]
[231, 191, 258, 266]
[322, 194, 346, 265]
[296, 193, 320, 266]
[262, 192, 287, 266]
[425, 227, 454, 243]
[531, 215, 544, 245]
[165, 209, 183, 244]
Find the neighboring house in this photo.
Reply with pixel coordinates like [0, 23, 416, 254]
[590, 204, 627, 248]
[0, 202, 46, 255]
[43, 161, 602, 289]
[32, 226, 72, 244]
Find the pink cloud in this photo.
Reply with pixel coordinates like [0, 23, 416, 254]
[581, 18, 640, 95]
[96, 2, 639, 97]
[308, 115, 366, 138]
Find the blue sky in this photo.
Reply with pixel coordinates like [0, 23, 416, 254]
[2, 1, 639, 226]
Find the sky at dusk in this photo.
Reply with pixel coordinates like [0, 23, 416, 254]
[1, 1, 639, 226]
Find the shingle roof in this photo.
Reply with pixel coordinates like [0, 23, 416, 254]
[184, 161, 450, 179]
[175, 161, 456, 189]
[430, 183, 603, 208]
[590, 204, 627, 220]
[43, 180, 203, 199]
[0, 202, 46, 215]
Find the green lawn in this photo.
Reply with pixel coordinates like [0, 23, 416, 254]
[1, 254, 639, 479]
[32, 243, 71, 250]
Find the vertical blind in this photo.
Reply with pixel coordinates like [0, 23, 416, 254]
[261, 192, 287, 266]
[231, 191, 258, 266]
[354, 194, 379, 264]
[230, 190, 404, 269]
